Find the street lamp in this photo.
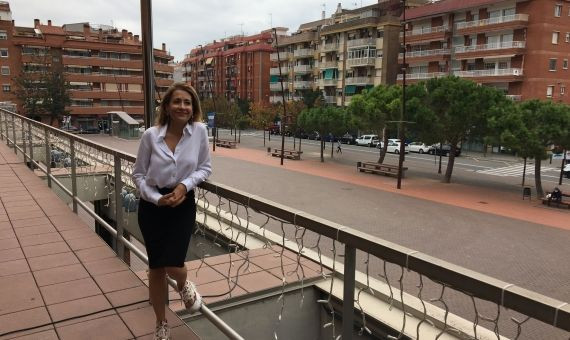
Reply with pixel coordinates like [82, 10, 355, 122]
[397, 0, 407, 189]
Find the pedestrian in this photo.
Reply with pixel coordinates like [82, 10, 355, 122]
[336, 140, 342, 154]
[133, 83, 211, 340]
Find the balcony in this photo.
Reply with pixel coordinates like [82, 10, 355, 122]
[270, 67, 290, 75]
[506, 94, 522, 101]
[454, 41, 526, 59]
[323, 95, 336, 104]
[453, 68, 524, 82]
[293, 49, 313, 58]
[397, 72, 447, 82]
[401, 25, 449, 44]
[399, 48, 451, 62]
[347, 37, 376, 48]
[319, 79, 338, 87]
[347, 57, 376, 67]
[319, 61, 338, 69]
[293, 81, 312, 89]
[345, 77, 374, 85]
[270, 52, 291, 61]
[293, 65, 313, 73]
[270, 82, 286, 91]
[321, 43, 339, 52]
[269, 95, 282, 103]
[455, 14, 529, 34]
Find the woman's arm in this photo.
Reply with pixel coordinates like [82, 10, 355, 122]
[132, 130, 162, 204]
[181, 124, 212, 192]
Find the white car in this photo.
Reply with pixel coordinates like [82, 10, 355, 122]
[408, 142, 432, 154]
[355, 134, 379, 147]
[386, 141, 409, 154]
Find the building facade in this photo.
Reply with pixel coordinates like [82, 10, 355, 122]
[401, 0, 570, 103]
[0, 2, 173, 129]
[181, 32, 273, 104]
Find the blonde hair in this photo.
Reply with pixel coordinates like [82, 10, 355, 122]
[155, 83, 203, 126]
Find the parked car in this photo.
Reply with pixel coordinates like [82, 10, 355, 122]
[307, 131, 321, 140]
[386, 141, 409, 154]
[268, 124, 280, 135]
[355, 134, 379, 147]
[61, 126, 79, 134]
[408, 142, 433, 154]
[429, 143, 462, 157]
[564, 163, 570, 179]
[340, 133, 356, 144]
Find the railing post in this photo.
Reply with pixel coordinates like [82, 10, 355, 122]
[28, 122, 34, 169]
[0, 111, 3, 140]
[44, 127, 51, 188]
[69, 139, 78, 213]
[342, 245, 356, 340]
[4, 111, 9, 144]
[113, 154, 125, 260]
[21, 118, 28, 165]
[11, 114, 17, 154]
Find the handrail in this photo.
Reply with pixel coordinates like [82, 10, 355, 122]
[1, 108, 568, 335]
[0, 108, 244, 340]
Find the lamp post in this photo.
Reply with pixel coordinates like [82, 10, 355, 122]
[199, 44, 217, 152]
[273, 28, 287, 165]
[397, 0, 407, 189]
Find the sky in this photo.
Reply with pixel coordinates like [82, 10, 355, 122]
[9, 0, 379, 61]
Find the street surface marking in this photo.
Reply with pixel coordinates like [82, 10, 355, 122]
[476, 164, 557, 177]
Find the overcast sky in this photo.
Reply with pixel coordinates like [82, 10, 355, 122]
[10, 0, 379, 61]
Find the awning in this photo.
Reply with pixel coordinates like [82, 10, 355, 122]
[324, 69, 334, 80]
[345, 85, 356, 94]
[205, 57, 213, 65]
[270, 75, 280, 83]
[365, 84, 374, 89]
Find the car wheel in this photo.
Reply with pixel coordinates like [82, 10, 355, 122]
[419, 149, 424, 154]
[395, 149, 399, 154]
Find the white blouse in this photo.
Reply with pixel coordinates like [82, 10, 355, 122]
[132, 122, 212, 205]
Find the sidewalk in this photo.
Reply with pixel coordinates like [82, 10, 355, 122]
[212, 146, 570, 231]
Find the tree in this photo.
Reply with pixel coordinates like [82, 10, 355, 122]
[250, 101, 277, 146]
[42, 69, 71, 126]
[301, 89, 322, 109]
[491, 100, 570, 196]
[298, 106, 347, 162]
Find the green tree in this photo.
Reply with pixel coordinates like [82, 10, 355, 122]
[298, 106, 346, 162]
[42, 69, 71, 126]
[301, 89, 322, 109]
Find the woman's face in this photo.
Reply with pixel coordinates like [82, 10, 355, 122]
[167, 89, 193, 125]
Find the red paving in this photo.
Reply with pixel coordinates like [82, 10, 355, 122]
[212, 146, 570, 231]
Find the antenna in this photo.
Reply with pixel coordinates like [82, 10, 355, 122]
[239, 23, 244, 36]
[269, 13, 272, 28]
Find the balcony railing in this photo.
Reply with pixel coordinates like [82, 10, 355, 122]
[404, 25, 449, 36]
[506, 94, 522, 101]
[322, 43, 339, 52]
[397, 72, 447, 80]
[293, 65, 313, 73]
[270, 52, 292, 61]
[293, 49, 313, 58]
[399, 48, 451, 58]
[323, 95, 336, 104]
[0, 107, 568, 340]
[453, 68, 523, 78]
[455, 14, 529, 30]
[347, 38, 376, 48]
[454, 41, 526, 53]
[270, 67, 290, 75]
[319, 61, 338, 69]
[345, 77, 374, 85]
[347, 57, 376, 67]
[319, 79, 337, 87]
[293, 80, 312, 89]
[270, 82, 285, 91]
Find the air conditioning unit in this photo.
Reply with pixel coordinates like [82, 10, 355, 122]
[512, 69, 521, 76]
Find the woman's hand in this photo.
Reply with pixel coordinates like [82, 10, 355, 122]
[169, 183, 188, 207]
[157, 192, 174, 206]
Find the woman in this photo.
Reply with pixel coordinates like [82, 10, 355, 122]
[133, 83, 211, 340]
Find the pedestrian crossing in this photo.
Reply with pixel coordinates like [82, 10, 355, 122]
[476, 164, 558, 177]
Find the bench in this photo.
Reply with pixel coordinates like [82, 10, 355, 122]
[271, 149, 303, 160]
[541, 192, 570, 209]
[357, 161, 408, 178]
[215, 139, 237, 148]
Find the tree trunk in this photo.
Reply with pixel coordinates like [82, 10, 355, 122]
[298, 136, 302, 152]
[320, 139, 324, 162]
[377, 133, 388, 163]
[535, 158, 544, 197]
[263, 129, 266, 147]
[443, 144, 457, 183]
[330, 140, 334, 159]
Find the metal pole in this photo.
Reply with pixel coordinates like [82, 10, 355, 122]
[342, 245, 356, 340]
[44, 127, 51, 188]
[21, 119, 28, 165]
[12, 114, 17, 154]
[69, 140, 78, 213]
[272, 28, 287, 165]
[522, 157, 527, 187]
[200, 45, 217, 152]
[0, 111, 3, 140]
[4, 112, 9, 144]
[397, 0, 407, 189]
[140, 0, 155, 128]
[28, 121, 34, 169]
[559, 151, 566, 185]
[114, 154, 125, 260]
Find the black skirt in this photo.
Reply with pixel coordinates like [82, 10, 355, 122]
[138, 187, 196, 269]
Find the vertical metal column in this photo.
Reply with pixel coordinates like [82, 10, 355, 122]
[113, 154, 125, 260]
[140, 0, 155, 128]
[4, 113, 9, 145]
[342, 245, 356, 340]
[69, 140, 78, 213]
[21, 119, 28, 165]
[44, 128, 52, 188]
[0, 112, 4, 140]
[28, 122, 34, 169]
[11, 114, 17, 154]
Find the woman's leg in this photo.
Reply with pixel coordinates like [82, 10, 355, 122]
[148, 267, 167, 324]
[166, 266, 188, 291]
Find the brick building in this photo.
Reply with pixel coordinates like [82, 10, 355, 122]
[0, 2, 173, 129]
[400, 0, 570, 103]
[181, 31, 273, 104]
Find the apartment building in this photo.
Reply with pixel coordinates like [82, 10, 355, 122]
[400, 0, 570, 103]
[0, 2, 173, 129]
[182, 32, 273, 104]
[270, 1, 426, 106]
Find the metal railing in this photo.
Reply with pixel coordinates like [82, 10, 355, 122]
[453, 68, 523, 78]
[321, 43, 339, 52]
[0, 108, 244, 340]
[0, 108, 568, 339]
[403, 25, 449, 37]
[454, 41, 526, 53]
[293, 49, 313, 58]
[346, 57, 376, 67]
[347, 38, 376, 48]
[345, 77, 373, 85]
[455, 14, 529, 30]
[319, 61, 338, 69]
[293, 65, 313, 73]
[293, 81, 312, 89]
[399, 48, 451, 59]
[397, 72, 447, 80]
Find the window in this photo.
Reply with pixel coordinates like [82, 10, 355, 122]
[561, 85, 566, 95]
[549, 58, 557, 71]
[0, 49, 8, 57]
[2, 84, 9, 92]
[555, 4, 562, 17]
[547, 85, 554, 97]
[1, 66, 8, 75]
[0, 31, 6, 40]
[566, 33, 570, 43]
[564, 59, 569, 69]
[552, 32, 560, 44]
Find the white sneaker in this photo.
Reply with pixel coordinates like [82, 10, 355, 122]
[180, 280, 202, 313]
[154, 320, 170, 340]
